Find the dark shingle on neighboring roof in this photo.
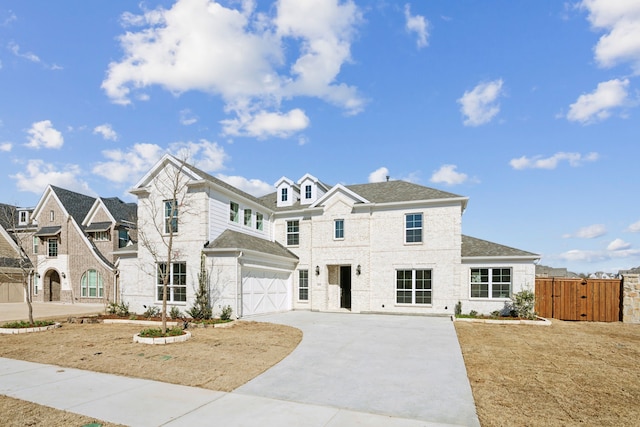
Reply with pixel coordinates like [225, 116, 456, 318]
[100, 197, 137, 224]
[0, 203, 16, 229]
[85, 222, 112, 232]
[206, 230, 298, 260]
[51, 186, 96, 224]
[462, 235, 538, 258]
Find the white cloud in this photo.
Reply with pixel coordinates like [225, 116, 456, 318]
[404, 4, 429, 49]
[93, 123, 118, 141]
[25, 120, 64, 149]
[0, 142, 11, 152]
[607, 238, 631, 251]
[102, 0, 363, 138]
[221, 108, 310, 138]
[169, 139, 228, 172]
[457, 79, 504, 126]
[8, 41, 40, 63]
[580, 0, 640, 73]
[368, 166, 389, 183]
[179, 109, 198, 126]
[1, 11, 17, 27]
[559, 247, 640, 263]
[10, 159, 93, 195]
[430, 164, 468, 185]
[566, 78, 629, 124]
[563, 224, 607, 239]
[626, 220, 640, 233]
[510, 152, 599, 170]
[216, 174, 273, 197]
[93, 143, 166, 184]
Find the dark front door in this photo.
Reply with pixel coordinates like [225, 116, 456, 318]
[340, 266, 351, 309]
[47, 271, 61, 302]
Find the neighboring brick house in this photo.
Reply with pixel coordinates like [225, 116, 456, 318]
[20, 186, 136, 304]
[0, 203, 34, 303]
[118, 155, 539, 317]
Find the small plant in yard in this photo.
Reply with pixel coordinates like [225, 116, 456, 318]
[138, 326, 184, 338]
[468, 310, 478, 318]
[143, 305, 161, 318]
[2, 320, 55, 328]
[107, 301, 130, 317]
[490, 310, 501, 318]
[455, 301, 462, 316]
[220, 305, 233, 321]
[169, 306, 182, 319]
[510, 288, 536, 320]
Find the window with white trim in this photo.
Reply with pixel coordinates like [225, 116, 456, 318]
[281, 188, 288, 202]
[396, 269, 432, 305]
[305, 185, 312, 199]
[81, 269, 104, 298]
[93, 231, 110, 241]
[470, 268, 512, 298]
[49, 210, 55, 222]
[256, 212, 263, 231]
[334, 219, 344, 239]
[19, 211, 28, 225]
[157, 262, 187, 302]
[299, 269, 309, 301]
[405, 213, 422, 243]
[47, 238, 58, 257]
[244, 208, 252, 227]
[287, 220, 299, 246]
[33, 236, 38, 254]
[164, 199, 178, 233]
[230, 201, 239, 222]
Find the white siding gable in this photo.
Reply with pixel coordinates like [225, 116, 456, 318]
[297, 174, 326, 206]
[275, 177, 299, 208]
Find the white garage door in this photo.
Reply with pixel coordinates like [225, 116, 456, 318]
[241, 269, 291, 316]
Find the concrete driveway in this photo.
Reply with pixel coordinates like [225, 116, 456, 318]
[238, 311, 480, 427]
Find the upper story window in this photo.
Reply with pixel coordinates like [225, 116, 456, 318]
[164, 199, 178, 233]
[405, 213, 423, 243]
[244, 209, 252, 227]
[48, 238, 58, 257]
[93, 231, 110, 241]
[334, 219, 344, 239]
[305, 185, 312, 200]
[281, 188, 288, 202]
[256, 212, 264, 231]
[287, 220, 299, 246]
[470, 268, 512, 299]
[19, 211, 28, 225]
[230, 201, 239, 222]
[118, 229, 130, 248]
[33, 236, 38, 254]
[49, 210, 55, 222]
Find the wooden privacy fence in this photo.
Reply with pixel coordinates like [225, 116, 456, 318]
[535, 278, 622, 322]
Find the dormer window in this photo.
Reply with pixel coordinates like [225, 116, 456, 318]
[281, 188, 288, 202]
[19, 210, 28, 225]
[305, 185, 312, 199]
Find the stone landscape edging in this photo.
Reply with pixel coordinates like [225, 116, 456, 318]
[452, 316, 551, 326]
[0, 322, 62, 335]
[133, 330, 192, 345]
[103, 318, 179, 326]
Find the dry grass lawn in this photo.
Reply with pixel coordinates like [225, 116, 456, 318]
[455, 320, 640, 426]
[0, 320, 301, 427]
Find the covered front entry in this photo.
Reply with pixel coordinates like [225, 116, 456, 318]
[340, 266, 352, 309]
[241, 268, 291, 317]
[44, 270, 61, 302]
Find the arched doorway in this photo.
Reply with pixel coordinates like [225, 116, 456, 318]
[44, 270, 61, 302]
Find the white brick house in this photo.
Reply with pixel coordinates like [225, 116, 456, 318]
[118, 155, 539, 317]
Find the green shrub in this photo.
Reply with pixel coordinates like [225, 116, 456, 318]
[510, 288, 536, 320]
[169, 306, 182, 319]
[468, 310, 478, 318]
[107, 301, 130, 317]
[138, 326, 184, 338]
[143, 305, 161, 318]
[490, 310, 501, 318]
[454, 301, 462, 316]
[220, 305, 233, 321]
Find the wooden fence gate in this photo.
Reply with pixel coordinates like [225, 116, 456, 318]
[535, 278, 622, 322]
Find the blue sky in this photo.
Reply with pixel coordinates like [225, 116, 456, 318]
[1, 0, 639, 275]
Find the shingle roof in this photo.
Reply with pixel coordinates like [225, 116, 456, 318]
[206, 230, 298, 260]
[259, 180, 466, 211]
[462, 235, 539, 258]
[100, 197, 137, 224]
[0, 203, 17, 229]
[51, 186, 96, 224]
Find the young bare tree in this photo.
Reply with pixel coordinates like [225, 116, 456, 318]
[137, 156, 192, 333]
[0, 204, 36, 324]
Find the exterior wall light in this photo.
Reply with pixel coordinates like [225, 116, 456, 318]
[315, 266, 320, 276]
[356, 265, 361, 275]
[61, 272, 66, 279]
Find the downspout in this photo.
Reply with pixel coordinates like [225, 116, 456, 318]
[113, 269, 119, 304]
[237, 251, 243, 318]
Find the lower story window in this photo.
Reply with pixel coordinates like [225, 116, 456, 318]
[299, 269, 309, 301]
[157, 262, 187, 302]
[470, 268, 512, 298]
[396, 269, 432, 305]
[81, 269, 103, 298]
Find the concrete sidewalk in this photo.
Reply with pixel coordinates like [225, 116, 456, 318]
[0, 358, 447, 426]
[0, 302, 104, 323]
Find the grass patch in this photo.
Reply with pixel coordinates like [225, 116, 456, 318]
[138, 327, 184, 338]
[2, 320, 56, 329]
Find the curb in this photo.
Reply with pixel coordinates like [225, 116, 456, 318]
[451, 315, 551, 326]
